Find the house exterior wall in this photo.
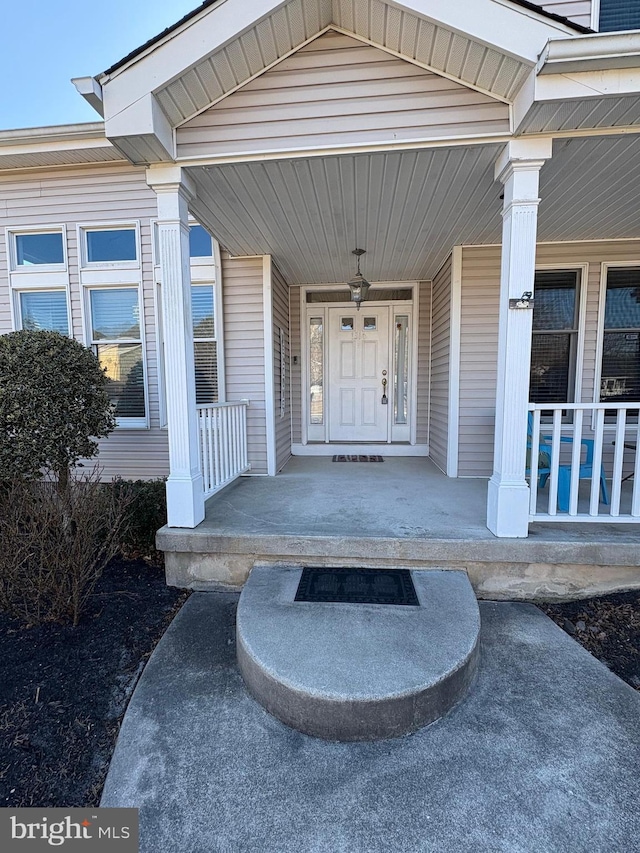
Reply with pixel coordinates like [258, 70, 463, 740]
[175, 30, 510, 160]
[0, 162, 171, 480]
[429, 256, 452, 473]
[221, 254, 269, 475]
[539, 2, 593, 28]
[272, 262, 292, 472]
[458, 240, 640, 477]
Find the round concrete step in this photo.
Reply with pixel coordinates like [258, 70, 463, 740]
[237, 566, 480, 741]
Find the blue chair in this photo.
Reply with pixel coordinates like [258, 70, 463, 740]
[527, 413, 609, 512]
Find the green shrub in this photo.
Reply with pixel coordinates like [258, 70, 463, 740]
[115, 479, 167, 565]
[0, 330, 115, 489]
[0, 470, 132, 626]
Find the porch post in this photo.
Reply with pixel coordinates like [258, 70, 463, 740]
[487, 140, 552, 538]
[147, 164, 205, 528]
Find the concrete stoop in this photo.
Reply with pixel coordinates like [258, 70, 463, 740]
[236, 566, 480, 741]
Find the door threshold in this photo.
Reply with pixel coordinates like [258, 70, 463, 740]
[291, 444, 429, 457]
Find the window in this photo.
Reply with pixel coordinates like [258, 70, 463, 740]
[189, 225, 213, 258]
[82, 227, 137, 265]
[309, 317, 324, 425]
[600, 267, 640, 407]
[599, 0, 640, 32]
[192, 285, 218, 405]
[18, 290, 69, 335]
[529, 270, 580, 405]
[14, 232, 65, 267]
[88, 288, 146, 424]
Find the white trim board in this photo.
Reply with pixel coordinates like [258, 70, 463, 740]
[263, 255, 277, 476]
[447, 247, 462, 478]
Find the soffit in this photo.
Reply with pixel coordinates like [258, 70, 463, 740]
[520, 94, 640, 133]
[154, 0, 537, 128]
[186, 134, 640, 284]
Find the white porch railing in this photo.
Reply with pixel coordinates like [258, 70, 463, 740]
[197, 401, 251, 498]
[528, 403, 640, 522]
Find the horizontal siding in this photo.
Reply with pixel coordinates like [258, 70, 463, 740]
[290, 286, 302, 445]
[538, 2, 593, 27]
[458, 240, 640, 477]
[176, 31, 509, 159]
[416, 281, 432, 446]
[429, 257, 452, 474]
[222, 254, 268, 474]
[0, 163, 170, 481]
[272, 262, 291, 472]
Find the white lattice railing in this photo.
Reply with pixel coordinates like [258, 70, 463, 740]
[528, 403, 640, 522]
[198, 401, 250, 498]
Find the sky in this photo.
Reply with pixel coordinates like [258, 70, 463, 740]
[0, 1, 202, 131]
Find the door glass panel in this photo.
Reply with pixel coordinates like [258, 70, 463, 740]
[394, 315, 409, 425]
[309, 317, 324, 424]
[363, 317, 376, 331]
[341, 317, 353, 331]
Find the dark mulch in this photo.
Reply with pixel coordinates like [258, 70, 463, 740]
[539, 589, 640, 691]
[0, 566, 638, 811]
[0, 558, 188, 808]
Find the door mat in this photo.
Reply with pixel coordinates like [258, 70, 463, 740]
[332, 455, 384, 462]
[295, 567, 419, 606]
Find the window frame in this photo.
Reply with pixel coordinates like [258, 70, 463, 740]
[12, 286, 72, 337]
[594, 261, 640, 429]
[5, 225, 68, 274]
[82, 282, 149, 429]
[77, 221, 141, 271]
[530, 264, 588, 419]
[153, 226, 225, 428]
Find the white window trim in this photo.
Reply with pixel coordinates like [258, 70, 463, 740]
[154, 234, 226, 427]
[591, 0, 601, 31]
[82, 283, 150, 429]
[594, 260, 640, 431]
[11, 286, 73, 338]
[5, 224, 68, 275]
[534, 263, 589, 420]
[77, 221, 141, 271]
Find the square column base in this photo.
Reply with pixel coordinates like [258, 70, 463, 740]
[167, 474, 206, 529]
[487, 476, 530, 538]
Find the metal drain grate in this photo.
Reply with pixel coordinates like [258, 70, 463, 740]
[295, 567, 419, 606]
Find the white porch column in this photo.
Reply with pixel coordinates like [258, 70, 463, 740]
[147, 165, 205, 528]
[487, 140, 552, 538]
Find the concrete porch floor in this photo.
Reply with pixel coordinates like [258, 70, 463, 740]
[157, 457, 640, 599]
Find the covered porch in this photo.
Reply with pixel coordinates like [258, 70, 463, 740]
[157, 456, 640, 598]
[86, 0, 640, 543]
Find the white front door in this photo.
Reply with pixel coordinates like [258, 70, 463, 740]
[328, 306, 390, 442]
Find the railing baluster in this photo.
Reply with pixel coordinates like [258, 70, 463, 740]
[529, 407, 541, 516]
[547, 408, 562, 516]
[197, 401, 250, 498]
[632, 420, 640, 518]
[611, 409, 626, 516]
[589, 408, 605, 517]
[569, 409, 583, 516]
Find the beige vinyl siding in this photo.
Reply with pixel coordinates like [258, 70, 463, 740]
[0, 162, 170, 480]
[272, 262, 291, 472]
[176, 31, 510, 160]
[290, 286, 302, 445]
[429, 257, 452, 473]
[416, 281, 432, 446]
[458, 241, 640, 477]
[222, 254, 268, 474]
[538, 2, 593, 27]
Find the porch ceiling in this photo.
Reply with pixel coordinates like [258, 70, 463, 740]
[188, 133, 640, 284]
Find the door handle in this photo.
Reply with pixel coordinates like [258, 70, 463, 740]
[381, 377, 388, 405]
